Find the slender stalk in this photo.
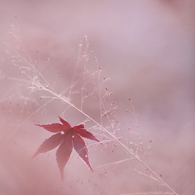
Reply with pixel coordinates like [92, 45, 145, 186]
[38, 83, 178, 195]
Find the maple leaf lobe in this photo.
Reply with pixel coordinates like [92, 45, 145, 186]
[35, 123, 65, 133]
[58, 116, 71, 129]
[32, 133, 64, 159]
[56, 131, 73, 181]
[74, 125, 100, 142]
[72, 131, 94, 172]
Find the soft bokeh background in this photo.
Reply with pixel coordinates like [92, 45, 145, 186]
[0, 1, 195, 195]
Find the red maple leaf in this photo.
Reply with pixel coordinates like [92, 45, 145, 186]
[32, 117, 99, 180]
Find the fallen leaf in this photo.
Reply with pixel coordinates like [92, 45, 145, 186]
[32, 117, 99, 180]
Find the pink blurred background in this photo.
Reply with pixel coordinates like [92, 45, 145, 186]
[0, 1, 195, 194]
